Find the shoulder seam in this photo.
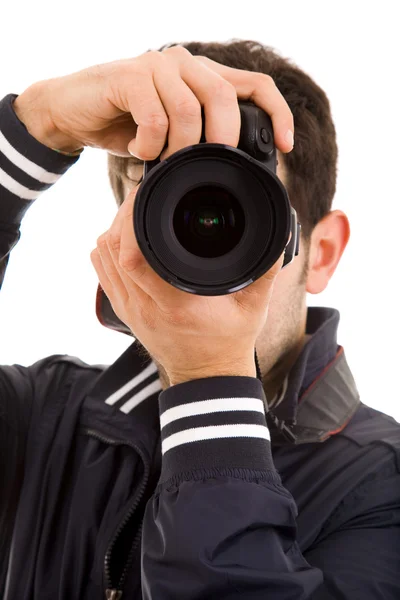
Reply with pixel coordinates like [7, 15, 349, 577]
[44, 354, 108, 372]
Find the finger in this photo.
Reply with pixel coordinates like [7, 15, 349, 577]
[102, 115, 138, 157]
[152, 57, 202, 159]
[95, 187, 141, 303]
[194, 55, 294, 153]
[233, 251, 285, 313]
[90, 247, 115, 302]
[169, 49, 241, 148]
[123, 72, 170, 160]
[257, 251, 285, 289]
[96, 230, 129, 305]
[100, 191, 155, 317]
[106, 186, 154, 297]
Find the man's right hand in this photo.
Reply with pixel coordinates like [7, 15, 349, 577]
[13, 46, 294, 159]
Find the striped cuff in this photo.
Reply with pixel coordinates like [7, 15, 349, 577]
[158, 376, 276, 483]
[0, 94, 81, 225]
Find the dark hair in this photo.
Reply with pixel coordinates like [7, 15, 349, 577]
[108, 39, 338, 240]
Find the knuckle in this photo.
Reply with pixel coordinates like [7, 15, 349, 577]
[210, 78, 236, 101]
[172, 96, 201, 121]
[119, 252, 144, 275]
[141, 111, 169, 134]
[163, 45, 190, 59]
[96, 234, 108, 248]
[194, 55, 211, 64]
[163, 310, 182, 327]
[108, 232, 121, 252]
[138, 304, 157, 331]
[161, 305, 193, 328]
[142, 49, 162, 65]
[258, 72, 276, 87]
[125, 60, 150, 80]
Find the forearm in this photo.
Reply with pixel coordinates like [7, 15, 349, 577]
[0, 93, 82, 292]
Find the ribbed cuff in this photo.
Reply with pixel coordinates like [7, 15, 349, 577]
[0, 94, 81, 224]
[158, 376, 276, 483]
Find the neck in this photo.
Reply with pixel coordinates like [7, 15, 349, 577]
[258, 333, 310, 402]
[157, 361, 170, 391]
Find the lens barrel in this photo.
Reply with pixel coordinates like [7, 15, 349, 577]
[133, 142, 294, 296]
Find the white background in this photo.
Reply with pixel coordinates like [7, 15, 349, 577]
[0, 1, 399, 422]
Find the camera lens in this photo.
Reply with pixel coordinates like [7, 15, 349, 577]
[134, 143, 293, 296]
[173, 185, 245, 258]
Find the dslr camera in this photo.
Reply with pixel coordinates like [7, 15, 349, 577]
[96, 101, 300, 335]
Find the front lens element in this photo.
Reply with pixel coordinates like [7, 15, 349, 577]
[173, 185, 245, 258]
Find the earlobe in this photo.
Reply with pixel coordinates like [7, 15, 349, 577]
[305, 210, 350, 295]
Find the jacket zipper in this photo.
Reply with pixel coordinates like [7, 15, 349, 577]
[83, 427, 150, 600]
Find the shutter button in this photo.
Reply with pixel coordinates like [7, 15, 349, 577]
[260, 128, 270, 144]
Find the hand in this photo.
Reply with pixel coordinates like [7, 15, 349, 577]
[13, 46, 294, 156]
[90, 185, 285, 386]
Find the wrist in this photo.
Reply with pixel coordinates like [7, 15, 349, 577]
[13, 81, 83, 153]
[169, 363, 257, 387]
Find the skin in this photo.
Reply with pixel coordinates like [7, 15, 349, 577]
[256, 206, 350, 401]
[13, 48, 350, 398]
[119, 154, 350, 400]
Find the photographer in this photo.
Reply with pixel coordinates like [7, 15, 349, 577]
[0, 40, 399, 599]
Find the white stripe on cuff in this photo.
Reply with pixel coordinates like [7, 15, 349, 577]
[0, 167, 42, 200]
[162, 423, 271, 454]
[0, 130, 62, 184]
[160, 397, 265, 429]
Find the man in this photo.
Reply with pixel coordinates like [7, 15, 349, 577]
[0, 40, 399, 599]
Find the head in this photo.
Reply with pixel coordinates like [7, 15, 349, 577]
[107, 39, 350, 394]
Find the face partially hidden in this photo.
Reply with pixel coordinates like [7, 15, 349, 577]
[253, 151, 310, 396]
[120, 150, 310, 395]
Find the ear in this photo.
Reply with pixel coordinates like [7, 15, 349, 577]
[306, 210, 350, 294]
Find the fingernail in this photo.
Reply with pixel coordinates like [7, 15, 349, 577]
[285, 130, 294, 148]
[128, 147, 140, 158]
[128, 140, 140, 158]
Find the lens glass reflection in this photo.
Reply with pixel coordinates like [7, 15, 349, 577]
[173, 185, 245, 258]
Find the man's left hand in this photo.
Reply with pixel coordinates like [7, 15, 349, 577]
[90, 185, 284, 387]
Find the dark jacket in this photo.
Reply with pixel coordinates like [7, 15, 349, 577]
[1, 93, 399, 599]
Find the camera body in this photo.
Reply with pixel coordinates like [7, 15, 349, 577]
[96, 101, 300, 336]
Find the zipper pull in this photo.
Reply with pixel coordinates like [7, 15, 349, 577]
[106, 590, 123, 600]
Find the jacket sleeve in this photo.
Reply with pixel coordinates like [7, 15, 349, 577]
[141, 375, 400, 599]
[0, 93, 81, 590]
[0, 93, 82, 291]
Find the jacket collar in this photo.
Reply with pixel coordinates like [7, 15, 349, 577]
[83, 306, 360, 448]
[271, 306, 341, 422]
[268, 307, 361, 445]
